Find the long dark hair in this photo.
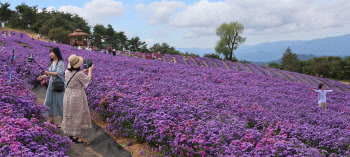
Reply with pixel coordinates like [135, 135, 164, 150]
[68, 66, 81, 72]
[49, 47, 63, 66]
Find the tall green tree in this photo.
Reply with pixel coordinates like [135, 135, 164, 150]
[12, 3, 38, 29]
[297, 60, 309, 74]
[0, 2, 13, 25]
[149, 42, 181, 55]
[344, 56, 350, 80]
[128, 36, 146, 52]
[104, 24, 116, 48]
[115, 31, 128, 51]
[48, 27, 70, 44]
[326, 56, 345, 79]
[281, 47, 299, 72]
[31, 8, 52, 33]
[91, 24, 106, 48]
[215, 39, 232, 60]
[215, 21, 246, 61]
[139, 45, 150, 53]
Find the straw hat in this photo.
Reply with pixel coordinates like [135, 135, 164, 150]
[68, 54, 83, 68]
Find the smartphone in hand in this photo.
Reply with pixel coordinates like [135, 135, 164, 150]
[83, 60, 93, 69]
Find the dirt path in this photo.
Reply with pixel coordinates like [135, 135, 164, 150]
[261, 66, 276, 76]
[183, 56, 188, 65]
[341, 81, 350, 85]
[233, 62, 240, 71]
[287, 73, 301, 83]
[202, 60, 209, 67]
[244, 64, 253, 73]
[212, 60, 219, 68]
[173, 57, 177, 63]
[222, 61, 231, 70]
[275, 70, 288, 80]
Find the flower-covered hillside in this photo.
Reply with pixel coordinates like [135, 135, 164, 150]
[0, 32, 71, 156]
[1, 31, 350, 156]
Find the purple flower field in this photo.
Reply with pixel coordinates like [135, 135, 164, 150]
[0, 32, 71, 156]
[1, 31, 350, 156]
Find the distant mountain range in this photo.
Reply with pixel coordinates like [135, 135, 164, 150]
[251, 54, 318, 66]
[177, 33, 350, 62]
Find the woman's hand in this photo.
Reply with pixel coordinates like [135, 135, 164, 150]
[89, 65, 94, 71]
[83, 69, 89, 73]
[44, 71, 50, 75]
[88, 65, 93, 78]
[37, 76, 44, 80]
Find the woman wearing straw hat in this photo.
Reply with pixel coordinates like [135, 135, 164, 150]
[61, 54, 93, 143]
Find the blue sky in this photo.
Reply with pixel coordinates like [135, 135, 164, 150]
[4, 0, 350, 49]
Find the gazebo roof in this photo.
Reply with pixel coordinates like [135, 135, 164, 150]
[68, 29, 89, 36]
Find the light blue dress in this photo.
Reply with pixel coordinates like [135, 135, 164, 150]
[43, 60, 66, 117]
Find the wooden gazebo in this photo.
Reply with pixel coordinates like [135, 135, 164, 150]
[68, 29, 89, 46]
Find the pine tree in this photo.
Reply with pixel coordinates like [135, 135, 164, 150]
[281, 47, 299, 72]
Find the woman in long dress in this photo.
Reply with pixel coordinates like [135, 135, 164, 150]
[61, 54, 93, 143]
[37, 47, 65, 126]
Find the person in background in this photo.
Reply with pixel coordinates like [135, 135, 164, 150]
[38, 34, 40, 39]
[311, 84, 333, 109]
[61, 55, 93, 143]
[37, 47, 65, 126]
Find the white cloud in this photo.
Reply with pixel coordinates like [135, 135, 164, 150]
[37, 6, 56, 13]
[152, 29, 168, 37]
[46, 6, 56, 12]
[135, 1, 186, 25]
[145, 39, 155, 42]
[58, 0, 125, 25]
[136, 0, 350, 38]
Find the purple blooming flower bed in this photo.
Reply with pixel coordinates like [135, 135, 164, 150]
[202, 58, 216, 68]
[331, 80, 350, 92]
[300, 75, 319, 86]
[277, 69, 299, 82]
[224, 61, 239, 71]
[254, 66, 275, 77]
[0, 33, 71, 156]
[173, 55, 185, 65]
[213, 59, 226, 69]
[187, 59, 196, 66]
[264, 67, 286, 80]
[236, 62, 250, 72]
[3, 31, 350, 156]
[164, 55, 174, 62]
[194, 57, 204, 66]
[244, 63, 264, 75]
